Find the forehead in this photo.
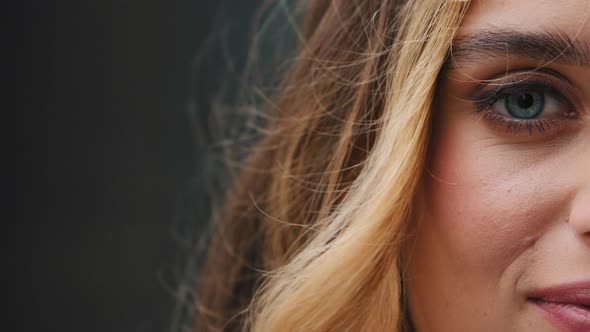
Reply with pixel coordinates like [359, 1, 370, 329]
[460, 0, 590, 36]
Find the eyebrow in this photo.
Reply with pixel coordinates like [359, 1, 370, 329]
[448, 29, 590, 67]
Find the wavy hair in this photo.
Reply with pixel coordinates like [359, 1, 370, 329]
[194, 1, 469, 331]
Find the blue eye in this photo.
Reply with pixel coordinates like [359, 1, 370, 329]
[504, 92, 544, 119]
[489, 88, 564, 121]
[473, 75, 579, 136]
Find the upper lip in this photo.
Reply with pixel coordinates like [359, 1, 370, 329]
[528, 280, 590, 307]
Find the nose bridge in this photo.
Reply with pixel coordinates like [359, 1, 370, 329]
[574, 127, 590, 182]
[573, 139, 590, 184]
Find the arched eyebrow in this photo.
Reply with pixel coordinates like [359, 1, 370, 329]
[448, 29, 590, 68]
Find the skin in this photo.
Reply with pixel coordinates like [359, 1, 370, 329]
[405, 1, 590, 331]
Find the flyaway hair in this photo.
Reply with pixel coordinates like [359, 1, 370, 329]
[195, 1, 469, 331]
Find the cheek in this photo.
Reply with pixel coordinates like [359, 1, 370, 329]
[425, 124, 566, 275]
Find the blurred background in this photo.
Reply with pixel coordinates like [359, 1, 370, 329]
[15, 1, 263, 331]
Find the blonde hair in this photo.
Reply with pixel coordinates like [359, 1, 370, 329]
[195, 1, 469, 331]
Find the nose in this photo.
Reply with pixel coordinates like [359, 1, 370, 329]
[569, 188, 590, 237]
[568, 137, 590, 238]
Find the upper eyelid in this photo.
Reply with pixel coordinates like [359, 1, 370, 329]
[471, 75, 579, 113]
[460, 67, 575, 98]
[488, 83, 566, 103]
[473, 84, 571, 115]
[480, 67, 575, 86]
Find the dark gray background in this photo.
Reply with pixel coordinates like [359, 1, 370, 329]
[16, 1, 260, 331]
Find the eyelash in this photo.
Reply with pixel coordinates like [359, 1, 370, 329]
[473, 80, 578, 136]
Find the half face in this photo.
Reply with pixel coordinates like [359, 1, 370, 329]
[405, 1, 590, 331]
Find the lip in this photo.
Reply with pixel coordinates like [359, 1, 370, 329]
[527, 280, 590, 332]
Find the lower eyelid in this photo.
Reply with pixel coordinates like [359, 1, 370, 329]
[479, 110, 574, 137]
[482, 110, 568, 136]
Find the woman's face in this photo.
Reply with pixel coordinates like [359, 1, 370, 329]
[406, 1, 590, 331]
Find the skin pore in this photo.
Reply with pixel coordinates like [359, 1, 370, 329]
[405, 1, 590, 331]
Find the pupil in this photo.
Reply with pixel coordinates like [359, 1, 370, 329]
[516, 93, 534, 109]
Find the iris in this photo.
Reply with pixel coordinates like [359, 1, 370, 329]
[505, 92, 544, 119]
